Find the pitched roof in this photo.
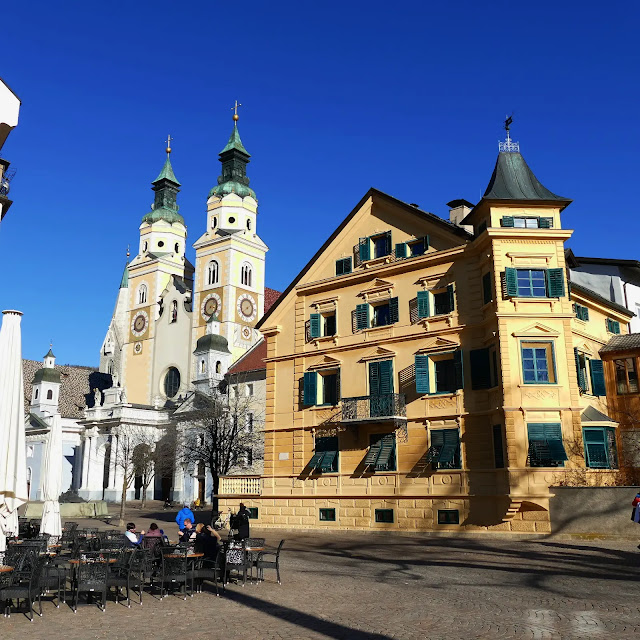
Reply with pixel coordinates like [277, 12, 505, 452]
[581, 406, 613, 422]
[227, 339, 267, 374]
[256, 187, 472, 330]
[153, 154, 180, 185]
[22, 359, 94, 419]
[600, 333, 640, 355]
[264, 287, 281, 314]
[569, 281, 635, 317]
[220, 124, 250, 156]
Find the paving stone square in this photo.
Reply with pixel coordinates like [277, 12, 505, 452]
[2, 515, 639, 640]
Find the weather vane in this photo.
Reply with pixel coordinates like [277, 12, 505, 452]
[499, 113, 519, 153]
[165, 134, 173, 155]
[231, 100, 242, 122]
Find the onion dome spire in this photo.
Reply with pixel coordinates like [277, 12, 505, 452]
[142, 136, 184, 224]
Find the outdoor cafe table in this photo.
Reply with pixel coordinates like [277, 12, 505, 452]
[0, 566, 13, 573]
[68, 558, 118, 565]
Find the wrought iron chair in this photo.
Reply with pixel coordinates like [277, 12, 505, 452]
[256, 539, 285, 585]
[39, 560, 68, 608]
[107, 548, 142, 607]
[191, 547, 224, 596]
[246, 537, 266, 583]
[159, 546, 192, 600]
[0, 554, 46, 620]
[71, 552, 109, 612]
[225, 541, 249, 587]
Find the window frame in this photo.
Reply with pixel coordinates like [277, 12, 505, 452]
[374, 509, 394, 523]
[207, 259, 219, 286]
[615, 357, 639, 395]
[583, 427, 618, 469]
[521, 340, 556, 385]
[437, 509, 460, 525]
[427, 428, 462, 470]
[516, 269, 547, 298]
[319, 508, 336, 522]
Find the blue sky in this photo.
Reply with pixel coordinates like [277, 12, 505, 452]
[1, 0, 638, 365]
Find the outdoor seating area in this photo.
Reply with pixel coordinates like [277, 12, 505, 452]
[0, 522, 285, 620]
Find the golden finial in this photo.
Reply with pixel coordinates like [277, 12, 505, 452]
[231, 100, 242, 122]
[126, 244, 130, 259]
[165, 134, 173, 154]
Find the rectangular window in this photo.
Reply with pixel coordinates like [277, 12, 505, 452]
[319, 508, 336, 521]
[435, 359, 456, 393]
[527, 423, 567, 467]
[516, 269, 547, 297]
[309, 436, 339, 473]
[432, 284, 455, 316]
[365, 433, 396, 472]
[371, 298, 398, 327]
[521, 342, 556, 384]
[374, 509, 394, 523]
[408, 236, 428, 256]
[324, 313, 336, 337]
[574, 348, 589, 393]
[583, 427, 618, 469]
[247, 507, 259, 519]
[482, 272, 493, 305]
[355, 303, 370, 330]
[513, 217, 540, 228]
[372, 231, 391, 258]
[415, 352, 464, 394]
[335, 257, 352, 276]
[573, 303, 589, 321]
[426, 428, 461, 469]
[615, 358, 639, 395]
[505, 267, 565, 298]
[437, 509, 460, 525]
[322, 373, 339, 406]
[493, 424, 505, 469]
[303, 371, 318, 405]
[247, 383, 254, 397]
[607, 319, 621, 334]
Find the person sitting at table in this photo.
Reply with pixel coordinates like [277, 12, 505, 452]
[194, 523, 222, 561]
[124, 522, 145, 547]
[176, 503, 195, 532]
[144, 522, 164, 538]
[179, 518, 197, 543]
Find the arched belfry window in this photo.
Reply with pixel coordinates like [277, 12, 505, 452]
[216, 361, 222, 374]
[47, 389, 53, 400]
[241, 263, 252, 287]
[138, 284, 148, 305]
[207, 260, 219, 286]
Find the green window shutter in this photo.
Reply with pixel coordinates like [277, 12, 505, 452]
[359, 237, 370, 262]
[545, 268, 566, 297]
[308, 452, 325, 470]
[310, 313, 321, 338]
[379, 360, 394, 395]
[581, 306, 589, 321]
[470, 348, 491, 389]
[501, 216, 514, 227]
[369, 361, 380, 396]
[389, 297, 399, 323]
[415, 354, 430, 394]
[574, 348, 586, 392]
[395, 243, 407, 259]
[505, 267, 518, 297]
[303, 371, 318, 406]
[438, 429, 460, 466]
[539, 217, 553, 228]
[453, 350, 464, 390]
[527, 424, 546, 441]
[384, 231, 392, 256]
[335, 257, 352, 276]
[417, 291, 430, 318]
[319, 450, 338, 472]
[364, 438, 382, 466]
[589, 359, 606, 396]
[612, 320, 621, 334]
[374, 433, 396, 471]
[482, 272, 492, 305]
[583, 428, 609, 469]
[355, 303, 369, 330]
[447, 284, 455, 312]
[542, 423, 567, 463]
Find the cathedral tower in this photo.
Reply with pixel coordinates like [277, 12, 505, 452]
[192, 111, 268, 367]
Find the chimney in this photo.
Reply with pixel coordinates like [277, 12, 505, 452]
[446, 199, 475, 233]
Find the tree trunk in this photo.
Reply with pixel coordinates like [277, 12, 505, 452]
[210, 473, 220, 525]
[118, 473, 127, 527]
[141, 475, 147, 510]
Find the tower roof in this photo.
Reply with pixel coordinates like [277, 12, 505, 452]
[119, 262, 129, 288]
[220, 123, 250, 156]
[209, 121, 256, 200]
[142, 150, 184, 225]
[44, 348, 55, 359]
[194, 333, 231, 354]
[32, 367, 61, 384]
[153, 154, 181, 186]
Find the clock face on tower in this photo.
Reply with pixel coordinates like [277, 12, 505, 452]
[131, 310, 149, 337]
[201, 293, 222, 321]
[237, 293, 257, 322]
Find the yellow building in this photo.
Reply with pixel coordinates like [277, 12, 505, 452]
[218, 130, 633, 533]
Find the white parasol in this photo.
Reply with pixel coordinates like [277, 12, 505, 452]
[39, 414, 63, 537]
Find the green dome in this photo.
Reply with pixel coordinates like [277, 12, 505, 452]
[141, 207, 185, 225]
[208, 181, 256, 200]
[194, 333, 231, 354]
[32, 368, 61, 384]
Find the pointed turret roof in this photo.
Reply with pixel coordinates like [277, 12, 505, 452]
[142, 150, 184, 225]
[153, 154, 181, 186]
[220, 123, 249, 156]
[44, 348, 55, 359]
[209, 120, 256, 200]
[119, 262, 129, 288]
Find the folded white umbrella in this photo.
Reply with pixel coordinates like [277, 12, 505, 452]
[40, 414, 63, 537]
[0, 311, 28, 552]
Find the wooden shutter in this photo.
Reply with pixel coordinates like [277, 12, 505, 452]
[355, 303, 369, 330]
[505, 267, 518, 297]
[415, 355, 430, 394]
[389, 297, 399, 323]
[612, 320, 621, 334]
[574, 348, 586, 392]
[447, 284, 455, 312]
[359, 237, 370, 262]
[453, 350, 464, 389]
[583, 428, 609, 468]
[417, 291, 430, 318]
[580, 306, 589, 321]
[589, 359, 606, 396]
[423, 235, 430, 250]
[395, 243, 407, 259]
[379, 360, 394, 395]
[438, 429, 460, 466]
[310, 313, 321, 339]
[545, 268, 565, 297]
[303, 371, 318, 406]
[501, 216, 514, 227]
[368, 361, 380, 396]
[539, 217, 553, 228]
[470, 348, 491, 389]
[482, 272, 492, 305]
[335, 257, 352, 276]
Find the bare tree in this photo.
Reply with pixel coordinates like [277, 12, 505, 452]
[174, 379, 262, 523]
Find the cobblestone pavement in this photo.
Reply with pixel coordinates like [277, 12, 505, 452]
[3, 508, 639, 639]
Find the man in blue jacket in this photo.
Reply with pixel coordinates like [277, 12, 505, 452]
[176, 503, 195, 531]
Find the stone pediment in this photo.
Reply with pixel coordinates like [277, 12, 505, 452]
[308, 355, 342, 371]
[359, 346, 396, 362]
[357, 279, 395, 300]
[415, 336, 460, 354]
[511, 323, 560, 338]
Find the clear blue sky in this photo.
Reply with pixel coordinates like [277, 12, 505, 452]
[1, 1, 638, 365]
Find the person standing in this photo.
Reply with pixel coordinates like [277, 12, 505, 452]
[233, 503, 251, 541]
[176, 503, 195, 531]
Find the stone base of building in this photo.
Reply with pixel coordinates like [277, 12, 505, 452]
[217, 496, 552, 534]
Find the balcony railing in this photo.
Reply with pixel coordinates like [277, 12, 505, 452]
[218, 476, 262, 496]
[341, 394, 406, 423]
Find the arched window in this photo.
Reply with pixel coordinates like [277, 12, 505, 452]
[216, 361, 221, 374]
[247, 218, 252, 231]
[170, 300, 178, 323]
[200, 359, 206, 374]
[34, 389, 39, 400]
[143, 241, 148, 252]
[207, 260, 219, 286]
[138, 284, 148, 305]
[174, 242, 179, 253]
[164, 367, 181, 398]
[212, 216, 217, 229]
[241, 263, 252, 287]
[47, 389, 53, 400]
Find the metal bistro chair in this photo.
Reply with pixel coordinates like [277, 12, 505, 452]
[107, 548, 141, 607]
[71, 552, 109, 613]
[246, 537, 266, 584]
[225, 541, 249, 587]
[0, 554, 47, 620]
[159, 546, 192, 600]
[39, 560, 68, 609]
[256, 540, 285, 585]
[192, 547, 224, 596]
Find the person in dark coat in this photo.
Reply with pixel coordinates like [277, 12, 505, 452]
[194, 523, 222, 561]
[233, 503, 251, 540]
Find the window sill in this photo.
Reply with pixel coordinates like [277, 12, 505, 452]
[309, 335, 338, 347]
[360, 255, 394, 268]
[418, 312, 455, 329]
[520, 382, 557, 387]
[362, 323, 396, 335]
[310, 403, 341, 411]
